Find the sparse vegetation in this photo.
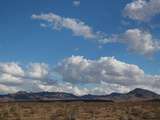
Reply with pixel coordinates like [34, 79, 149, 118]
[0, 101, 159, 120]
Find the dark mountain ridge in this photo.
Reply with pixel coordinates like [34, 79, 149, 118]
[0, 88, 159, 102]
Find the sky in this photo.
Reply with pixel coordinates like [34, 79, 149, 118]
[0, 0, 160, 95]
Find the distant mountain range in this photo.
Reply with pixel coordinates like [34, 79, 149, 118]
[0, 88, 159, 102]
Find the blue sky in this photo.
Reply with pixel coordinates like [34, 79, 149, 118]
[0, 0, 160, 95]
[0, 0, 160, 74]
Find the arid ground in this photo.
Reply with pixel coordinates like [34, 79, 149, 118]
[0, 101, 160, 120]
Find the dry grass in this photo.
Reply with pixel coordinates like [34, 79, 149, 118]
[0, 101, 159, 120]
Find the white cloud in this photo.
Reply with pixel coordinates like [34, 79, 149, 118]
[26, 63, 49, 79]
[37, 81, 130, 96]
[119, 29, 160, 56]
[32, 13, 160, 56]
[0, 62, 53, 93]
[73, 1, 80, 7]
[123, 0, 160, 21]
[0, 73, 23, 85]
[40, 23, 48, 28]
[55, 56, 145, 85]
[32, 13, 96, 39]
[31, 12, 112, 44]
[38, 82, 89, 96]
[0, 84, 18, 94]
[97, 28, 160, 56]
[0, 63, 25, 85]
[55, 56, 160, 94]
[0, 57, 159, 95]
[0, 62, 24, 77]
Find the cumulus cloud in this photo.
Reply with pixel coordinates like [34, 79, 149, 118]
[55, 56, 145, 85]
[0, 62, 24, 77]
[0, 62, 54, 93]
[122, 1, 160, 55]
[73, 0, 80, 7]
[55, 56, 160, 94]
[0, 84, 18, 94]
[0, 63, 25, 85]
[26, 63, 49, 79]
[32, 13, 160, 56]
[0, 57, 159, 95]
[0, 74, 23, 86]
[100, 28, 160, 56]
[37, 81, 130, 95]
[38, 82, 90, 96]
[118, 29, 160, 56]
[123, 0, 160, 21]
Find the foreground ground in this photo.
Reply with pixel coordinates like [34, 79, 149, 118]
[0, 101, 159, 120]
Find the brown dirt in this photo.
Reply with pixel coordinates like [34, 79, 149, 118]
[0, 101, 159, 120]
